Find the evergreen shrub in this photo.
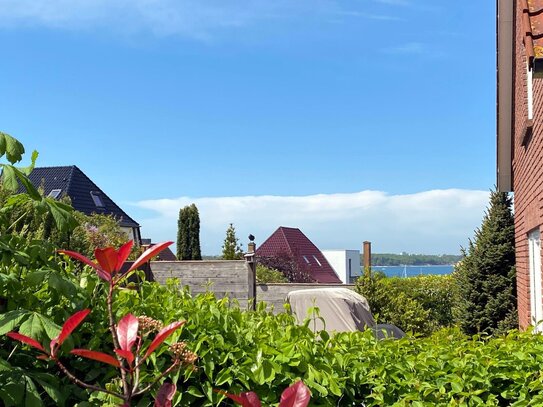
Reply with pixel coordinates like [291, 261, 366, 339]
[356, 271, 457, 335]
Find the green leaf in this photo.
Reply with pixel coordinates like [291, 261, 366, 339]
[0, 133, 25, 164]
[0, 309, 30, 335]
[23, 376, 44, 407]
[186, 386, 204, 397]
[214, 368, 233, 386]
[36, 314, 61, 342]
[31, 373, 65, 407]
[18, 313, 44, 341]
[26, 271, 49, 286]
[48, 273, 77, 298]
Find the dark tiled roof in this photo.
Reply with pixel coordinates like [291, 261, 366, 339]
[256, 226, 342, 283]
[21, 166, 140, 228]
[142, 239, 178, 261]
[522, 0, 543, 59]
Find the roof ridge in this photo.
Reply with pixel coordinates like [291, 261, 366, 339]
[279, 227, 296, 257]
[65, 165, 76, 195]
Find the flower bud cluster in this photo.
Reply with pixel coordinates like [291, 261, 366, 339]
[138, 315, 162, 334]
[169, 342, 197, 365]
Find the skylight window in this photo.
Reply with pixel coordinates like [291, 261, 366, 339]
[312, 255, 322, 267]
[48, 189, 62, 199]
[90, 191, 105, 208]
[302, 255, 310, 264]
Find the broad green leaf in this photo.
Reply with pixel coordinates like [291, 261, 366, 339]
[25, 271, 49, 286]
[23, 376, 44, 407]
[31, 373, 66, 407]
[18, 313, 44, 342]
[0, 133, 25, 164]
[0, 309, 30, 335]
[48, 272, 77, 298]
[36, 314, 61, 342]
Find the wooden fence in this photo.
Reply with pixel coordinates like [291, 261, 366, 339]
[150, 261, 354, 312]
[150, 260, 251, 303]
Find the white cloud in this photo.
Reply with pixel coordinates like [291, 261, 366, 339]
[0, 0, 403, 39]
[133, 189, 489, 255]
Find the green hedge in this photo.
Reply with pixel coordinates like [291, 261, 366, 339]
[355, 271, 458, 335]
[3, 251, 543, 406]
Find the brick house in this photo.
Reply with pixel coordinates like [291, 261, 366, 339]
[497, 0, 543, 329]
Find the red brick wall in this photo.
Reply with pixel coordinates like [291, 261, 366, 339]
[512, 0, 543, 329]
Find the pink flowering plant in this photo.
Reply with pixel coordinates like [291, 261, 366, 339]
[5, 240, 190, 406]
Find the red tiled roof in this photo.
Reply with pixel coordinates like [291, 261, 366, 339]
[522, 0, 543, 60]
[256, 227, 342, 283]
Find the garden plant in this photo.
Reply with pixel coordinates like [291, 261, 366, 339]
[6, 240, 188, 406]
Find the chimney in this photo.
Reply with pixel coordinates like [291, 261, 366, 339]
[363, 241, 372, 270]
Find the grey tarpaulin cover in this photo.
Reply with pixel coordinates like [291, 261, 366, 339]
[286, 288, 376, 333]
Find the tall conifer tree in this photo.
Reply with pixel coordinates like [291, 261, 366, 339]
[189, 204, 202, 260]
[176, 204, 201, 260]
[222, 223, 243, 260]
[455, 191, 517, 335]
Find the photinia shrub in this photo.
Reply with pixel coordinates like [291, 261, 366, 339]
[5, 240, 188, 406]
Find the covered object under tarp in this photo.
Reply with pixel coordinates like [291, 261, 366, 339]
[286, 287, 376, 333]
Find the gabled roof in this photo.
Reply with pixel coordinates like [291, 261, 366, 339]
[20, 166, 140, 228]
[521, 0, 543, 64]
[142, 239, 178, 261]
[256, 226, 342, 283]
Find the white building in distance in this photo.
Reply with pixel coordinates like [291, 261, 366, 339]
[321, 250, 361, 284]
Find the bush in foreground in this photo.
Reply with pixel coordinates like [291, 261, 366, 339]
[5, 257, 543, 406]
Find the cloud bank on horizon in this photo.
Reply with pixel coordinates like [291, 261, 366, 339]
[133, 189, 490, 255]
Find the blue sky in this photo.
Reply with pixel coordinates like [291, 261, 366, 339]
[0, 0, 496, 255]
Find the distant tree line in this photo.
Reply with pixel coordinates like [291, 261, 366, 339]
[370, 253, 462, 266]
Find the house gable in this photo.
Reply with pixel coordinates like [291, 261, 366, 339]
[22, 165, 140, 229]
[256, 226, 342, 284]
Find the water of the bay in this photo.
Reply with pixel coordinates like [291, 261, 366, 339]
[370, 265, 454, 278]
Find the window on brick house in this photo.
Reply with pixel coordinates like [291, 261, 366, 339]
[528, 228, 542, 332]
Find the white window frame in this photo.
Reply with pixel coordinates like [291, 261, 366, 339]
[529, 228, 542, 332]
[47, 189, 62, 199]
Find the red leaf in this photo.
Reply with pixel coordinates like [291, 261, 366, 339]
[154, 382, 176, 407]
[279, 381, 311, 407]
[116, 240, 134, 272]
[217, 390, 262, 407]
[53, 309, 90, 348]
[143, 320, 185, 360]
[57, 250, 111, 281]
[6, 332, 45, 353]
[70, 349, 120, 367]
[94, 247, 118, 274]
[128, 241, 173, 273]
[117, 313, 139, 352]
[114, 349, 135, 365]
